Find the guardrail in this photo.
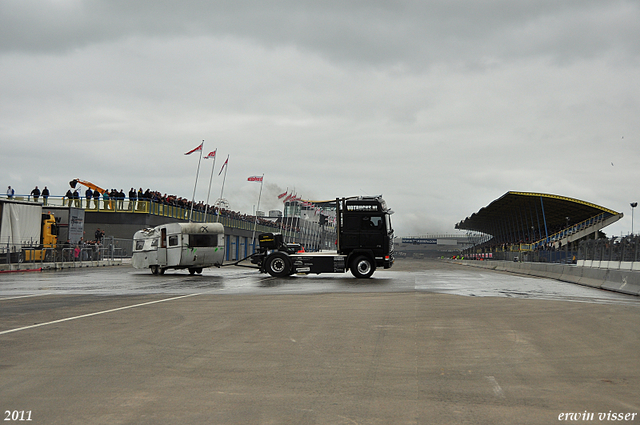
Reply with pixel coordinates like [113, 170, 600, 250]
[2, 195, 315, 236]
[465, 235, 640, 266]
[466, 250, 578, 264]
[2, 195, 338, 248]
[1, 241, 125, 269]
[578, 236, 640, 262]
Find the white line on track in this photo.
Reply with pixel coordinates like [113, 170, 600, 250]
[485, 376, 506, 398]
[0, 293, 202, 336]
[0, 293, 52, 301]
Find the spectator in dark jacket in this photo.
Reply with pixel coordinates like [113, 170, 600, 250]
[42, 186, 49, 205]
[30, 186, 40, 202]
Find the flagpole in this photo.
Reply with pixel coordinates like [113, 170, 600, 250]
[251, 174, 265, 249]
[284, 191, 290, 243]
[189, 140, 204, 222]
[288, 194, 297, 244]
[203, 149, 217, 222]
[216, 155, 229, 223]
[278, 188, 288, 240]
[287, 192, 296, 243]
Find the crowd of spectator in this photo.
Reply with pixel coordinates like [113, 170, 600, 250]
[5, 183, 323, 234]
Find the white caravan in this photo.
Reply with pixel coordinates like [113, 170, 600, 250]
[132, 222, 225, 274]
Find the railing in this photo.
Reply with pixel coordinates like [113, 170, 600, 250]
[1, 240, 125, 268]
[578, 236, 640, 262]
[2, 195, 340, 253]
[469, 236, 640, 265]
[466, 249, 578, 264]
[529, 212, 610, 249]
[2, 195, 297, 235]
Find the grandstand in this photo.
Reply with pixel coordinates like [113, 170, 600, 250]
[455, 191, 623, 261]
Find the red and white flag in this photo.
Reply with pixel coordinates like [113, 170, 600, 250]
[247, 176, 263, 182]
[218, 155, 229, 175]
[184, 142, 203, 155]
[277, 190, 288, 199]
[204, 150, 216, 159]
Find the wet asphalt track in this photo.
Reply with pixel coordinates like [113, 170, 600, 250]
[1, 259, 639, 425]
[0, 258, 637, 304]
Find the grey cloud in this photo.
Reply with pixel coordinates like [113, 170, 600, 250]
[3, 1, 638, 67]
[2, 1, 640, 236]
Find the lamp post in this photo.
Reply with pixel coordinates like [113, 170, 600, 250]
[631, 202, 638, 236]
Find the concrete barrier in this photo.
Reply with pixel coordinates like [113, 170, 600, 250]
[601, 269, 640, 296]
[0, 259, 123, 272]
[458, 260, 640, 296]
[557, 265, 582, 286]
[620, 262, 633, 271]
[574, 266, 607, 289]
[533, 263, 553, 279]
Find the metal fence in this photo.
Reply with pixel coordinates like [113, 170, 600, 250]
[470, 249, 579, 264]
[3, 195, 314, 237]
[466, 236, 640, 265]
[1, 236, 127, 268]
[2, 195, 340, 251]
[577, 235, 640, 262]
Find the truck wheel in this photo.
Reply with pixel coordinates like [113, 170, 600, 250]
[265, 252, 291, 277]
[351, 255, 375, 279]
[151, 265, 159, 275]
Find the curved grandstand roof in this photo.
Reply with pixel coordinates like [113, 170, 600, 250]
[455, 191, 621, 240]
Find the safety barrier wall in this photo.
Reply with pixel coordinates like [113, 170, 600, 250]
[456, 259, 640, 296]
[0, 244, 124, 272]
[578, 236, 640, 262]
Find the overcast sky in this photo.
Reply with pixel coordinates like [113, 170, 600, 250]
[2, 0, 639, 237]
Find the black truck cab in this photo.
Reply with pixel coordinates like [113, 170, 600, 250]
[337, 196, 395, 275]
[255, 196, 394, 278]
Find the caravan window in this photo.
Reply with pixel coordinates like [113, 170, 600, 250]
[135, 240, 145, 251]
[168, 235, 179, 247]
[189, 234, 218, 248]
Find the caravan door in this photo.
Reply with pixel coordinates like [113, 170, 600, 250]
[158, 227, 167, 266]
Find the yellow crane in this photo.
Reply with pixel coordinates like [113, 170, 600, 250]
[69, 179, 106, 194]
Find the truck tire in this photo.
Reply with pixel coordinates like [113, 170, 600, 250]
[265, 252, 291, 277]
[351, 255, 375, 279]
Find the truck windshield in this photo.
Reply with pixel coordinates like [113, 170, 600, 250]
[366, 216, 384, 230]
